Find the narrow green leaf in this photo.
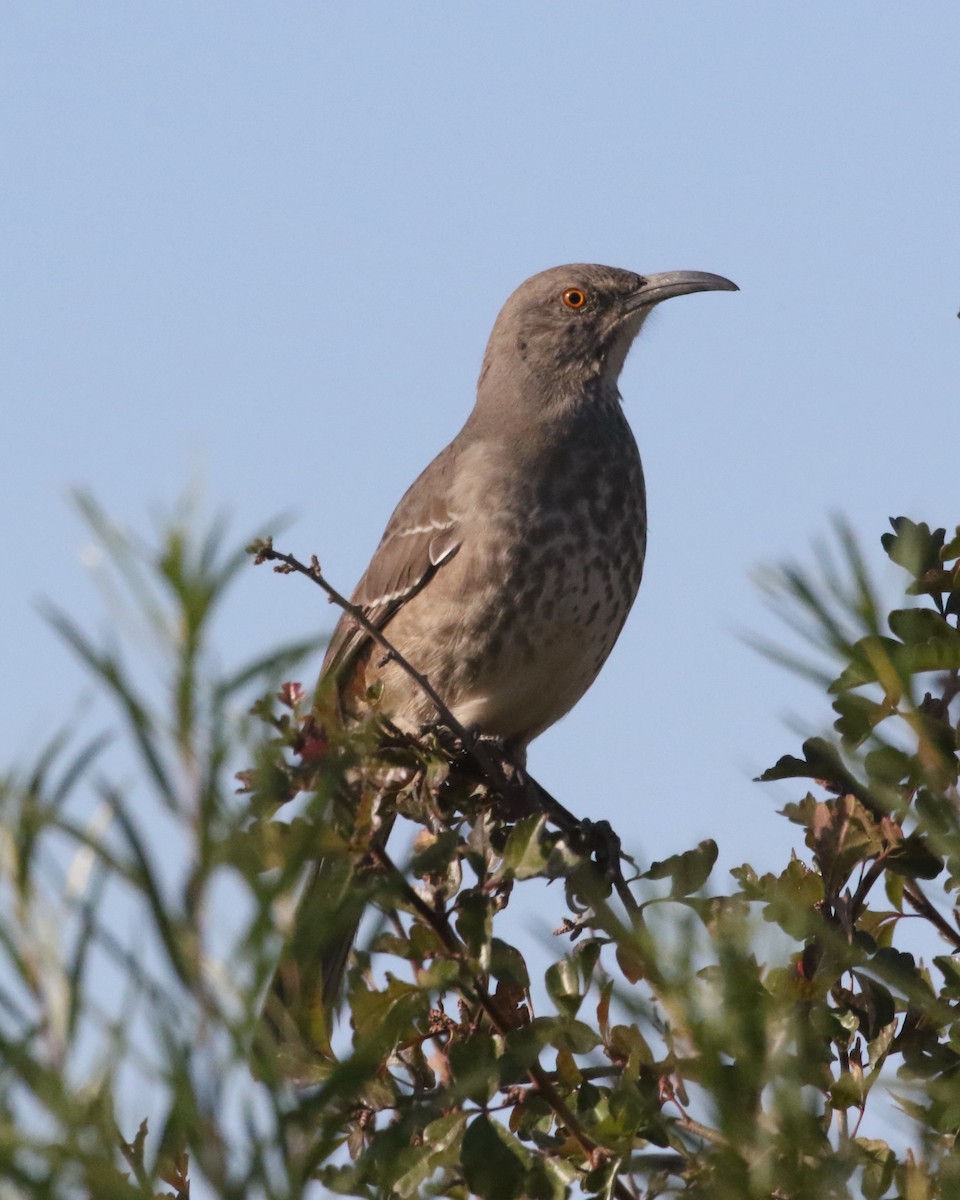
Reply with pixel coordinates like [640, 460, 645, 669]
[41, 604, 177, 809]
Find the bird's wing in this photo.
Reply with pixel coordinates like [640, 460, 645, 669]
[272, 451, 462, 1058]
[321, 445, 462, 681]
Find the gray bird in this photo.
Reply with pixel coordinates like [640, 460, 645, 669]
[321, 263, 736, 750]
[269, 263, 737, 1049]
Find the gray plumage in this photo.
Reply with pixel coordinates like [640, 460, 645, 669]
[323, 263, 737, 755]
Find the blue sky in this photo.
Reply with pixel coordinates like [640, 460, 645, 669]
[3, 4, 959, 887]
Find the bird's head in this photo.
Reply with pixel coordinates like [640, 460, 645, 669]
[478, 263, 737, 404]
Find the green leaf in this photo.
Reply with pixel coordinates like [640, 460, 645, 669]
[734, 858, 824, 938]
[545, 958, 582, 1018]
[583, 1157, 626, 1198]
[881, 517, 945, 579]
[644, 839, 718, 896]
[863, 744, 913, 788]
[42, 605, 178, 810]
[888, 606, 956, 646]
[831, 619, 960, 694]
[501, 814, 553, 879]
[757, 737, 865, 801]
[607, 1024, 654, 1071]
[489, 938, 530, 988]
[499, 1019, 557, 1084]
[549, 1018, 601, 1055]
[392, 1114, 466, 1198]
[832, 692, 896, 746]
[214, 636, 322, 700]
[850, 972, 896, 1040]
[410, 828, 461, 877]
[449, 1032, 499, 1104]
[942, 526, 960, 561]
[823, 1068, 861, 1115]
[916, 787, 960, 842]
[455, 890, 492, 966]
[829, 635, 902, 696]
[524, 1157, 578, 1200]
[854, 1136, 897, 1200]
[867, 1019, 897, 1070]
[510, 1092, 554, 1138]
[461, 1115, 531, 1200]
[418, 958, 461, 990]
[350, 977, 429, 1054]
[885, 833, 943, 881]
[934, 955, 960, 999]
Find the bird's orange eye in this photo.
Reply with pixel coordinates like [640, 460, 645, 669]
[562, 288, 587, 310]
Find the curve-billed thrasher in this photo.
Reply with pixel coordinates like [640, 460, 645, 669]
[323, 263, 737, 750]
[271, 263, 737, 1046]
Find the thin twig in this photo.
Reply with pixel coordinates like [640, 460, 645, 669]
[903, 880, 960, 951]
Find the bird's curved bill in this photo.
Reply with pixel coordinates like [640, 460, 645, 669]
[626, 270, 739, 310]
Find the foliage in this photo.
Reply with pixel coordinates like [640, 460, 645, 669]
[3, 502, 960, 1198]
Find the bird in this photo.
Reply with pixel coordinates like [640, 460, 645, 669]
[268, 263, 737, 1052]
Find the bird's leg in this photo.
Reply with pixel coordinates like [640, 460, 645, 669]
[418, 718, 472, 759]
[472, 734, 539, 819]
[421, 722, 539, 819]
[416, 723, 636, 906]
[570, 819, 623, 877]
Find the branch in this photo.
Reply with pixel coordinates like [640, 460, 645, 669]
[903, 880, 960, 951]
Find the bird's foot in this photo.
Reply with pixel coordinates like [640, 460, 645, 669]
[422, 723, 538, 818]
[569, 819, 623, 878]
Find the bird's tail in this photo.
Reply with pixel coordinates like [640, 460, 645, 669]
[261, 810, 397, 1067]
